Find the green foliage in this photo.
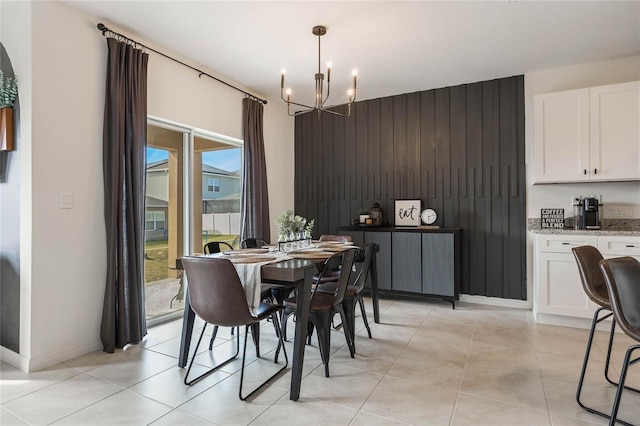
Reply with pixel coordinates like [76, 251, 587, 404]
[359, 208, 370, 215]
[0, 70, 18, 108]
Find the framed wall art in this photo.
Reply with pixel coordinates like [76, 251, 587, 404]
[394, 199, 421, 227]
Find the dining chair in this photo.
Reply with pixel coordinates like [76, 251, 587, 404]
[572, 246, 639, 424]
[599, 256, 640, 426]
[317, 243, 376, 353]
[203, 241, 234, 254]
[281, 249, 357, 377]
[241, 238, 269, 249]
[203, 240, 238, 345]
[180, 256, 288, 400]
[319, 234, 353, 243]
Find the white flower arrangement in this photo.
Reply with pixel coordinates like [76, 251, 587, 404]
[276, 210, 314, 242]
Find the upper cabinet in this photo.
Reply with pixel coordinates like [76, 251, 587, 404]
[533, 81, 640, 184]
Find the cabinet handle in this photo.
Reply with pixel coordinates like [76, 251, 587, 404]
[584, 169, 587, 175]
[626, 245, 635, 248]
[594, 168, 597, 175]
[562, 242, 570, 245]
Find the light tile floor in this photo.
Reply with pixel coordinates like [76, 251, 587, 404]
[2, 298, 640, 425]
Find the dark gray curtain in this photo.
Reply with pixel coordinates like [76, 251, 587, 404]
[100, 37, 149, 353]
[240, 98, 270, 242]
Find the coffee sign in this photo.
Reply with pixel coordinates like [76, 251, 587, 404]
[541, 208, 564, 229]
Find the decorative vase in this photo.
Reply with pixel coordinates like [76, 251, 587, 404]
[0, 107, 14, 151]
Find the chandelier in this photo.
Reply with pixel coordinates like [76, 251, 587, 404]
[280, 25, 358, 119]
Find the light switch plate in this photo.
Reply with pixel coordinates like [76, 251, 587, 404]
[59, 191, 73, 209]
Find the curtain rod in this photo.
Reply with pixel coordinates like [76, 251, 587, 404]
[96, 23, 267, 105]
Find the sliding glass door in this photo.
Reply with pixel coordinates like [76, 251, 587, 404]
[144, 119, 243, 324]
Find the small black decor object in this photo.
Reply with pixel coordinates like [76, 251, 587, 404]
[541, 208, 564, 229]
[370, 203, 383, 226]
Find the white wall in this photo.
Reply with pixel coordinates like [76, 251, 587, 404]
[2, 0, 294, 371]
[524, 55, 640, 305]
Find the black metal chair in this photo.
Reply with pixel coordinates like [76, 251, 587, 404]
[203, 241, 234, 254]
[241, 238, 269, 249]
[181, 256, 288, 400]
[281, 249, 357, 377]
[317, 243, 375, 353]
[572, 246, 639, 426]
[599, 256, 640, 426]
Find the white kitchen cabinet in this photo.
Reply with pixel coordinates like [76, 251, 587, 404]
[534, 234, 640, 324]
[533, 81, 640, 183]
[534, 234, 597, 319]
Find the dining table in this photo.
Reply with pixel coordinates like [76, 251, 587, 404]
[177, 242, 381, 401]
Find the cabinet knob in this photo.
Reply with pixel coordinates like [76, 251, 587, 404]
[594, 168, 597, 175]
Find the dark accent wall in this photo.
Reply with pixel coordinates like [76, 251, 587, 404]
[294, 75, 526, 300]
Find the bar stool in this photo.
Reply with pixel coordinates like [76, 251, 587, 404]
[600, 256, 640, 426]
[572, 246, 639, 426]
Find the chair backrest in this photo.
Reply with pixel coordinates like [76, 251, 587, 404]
[572, 245, 610, 308]
[599, 256, 640, 342]
[181, 256, 255, 327]
[203, 241, 234, 254]
[313, 249, 357, 308]
[351, 243, 376, 292]
[319, 234, 352, 242]
[241, 238, 268, 249]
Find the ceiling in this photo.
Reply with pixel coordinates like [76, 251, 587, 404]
[63, 1, 640, 109]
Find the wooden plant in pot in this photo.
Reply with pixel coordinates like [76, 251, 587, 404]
[0, 70, 18, 151]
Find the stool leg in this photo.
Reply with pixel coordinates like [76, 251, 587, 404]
[609, 345, 640, 426]
[604, 319, 640, 394]
[577, 307, 634, 426]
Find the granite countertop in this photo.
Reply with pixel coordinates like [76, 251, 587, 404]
[528, 218, 640, 236]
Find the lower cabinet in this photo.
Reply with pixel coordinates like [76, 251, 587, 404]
[340, 228, 460, 304]
[534, 233, 640, 322]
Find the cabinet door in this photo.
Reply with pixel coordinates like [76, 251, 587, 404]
[533, 88, 590, 183]
[537, 251, 596, 319]
[392, 232, 422, 293]
[422, 233, 454, 297]
[590, 81, 640, 181]
[365, 232, 392, 290]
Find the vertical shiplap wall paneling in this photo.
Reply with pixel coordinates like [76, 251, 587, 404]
[294, 75, 526, 300]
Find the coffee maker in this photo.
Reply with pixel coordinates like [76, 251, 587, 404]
[580, 196, 602, 230]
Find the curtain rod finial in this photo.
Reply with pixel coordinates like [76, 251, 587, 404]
[97, 23, 107, 34]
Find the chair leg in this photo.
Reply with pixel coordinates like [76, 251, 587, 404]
[184, 323, 240, 386]
[357, 294, 373, 339]
[310, 310, 333, 377]
[576, 307, 634, 426]
[209, 325, 241, 351]
[609, 345, 640, 426]
[604, 320, 640, 394]
[340, 299, 356, 358]
[239, 317, 289, 401]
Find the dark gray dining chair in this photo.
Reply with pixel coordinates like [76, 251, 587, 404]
[181, 256, 288, 400]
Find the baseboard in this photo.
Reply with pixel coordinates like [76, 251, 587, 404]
[0, 346, 30, 371]
[534, 312, 619, 332]
[1, 340, 103, 373]
[459, 294, 532, 310]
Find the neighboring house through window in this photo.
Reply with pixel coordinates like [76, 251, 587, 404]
[145, 211, 166, 230]
[208, 178, 220, 192]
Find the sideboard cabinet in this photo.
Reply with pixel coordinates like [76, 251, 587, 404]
[340, 227, 461, 307]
